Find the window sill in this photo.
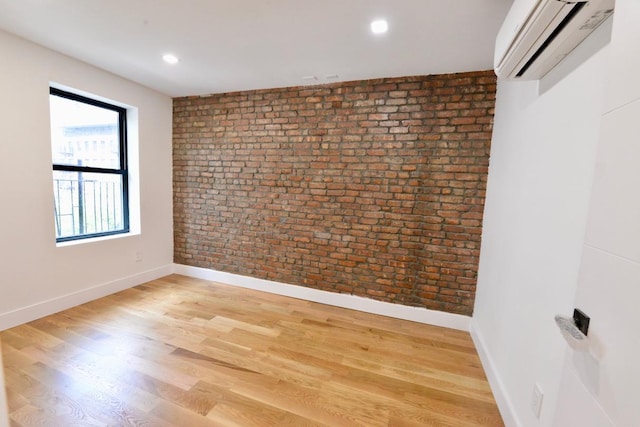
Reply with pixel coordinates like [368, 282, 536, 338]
[56, 231, 139, 247]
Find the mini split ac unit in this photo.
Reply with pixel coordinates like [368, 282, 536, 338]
[494, 0, 614, 80]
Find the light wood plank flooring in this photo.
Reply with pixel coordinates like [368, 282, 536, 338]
[1, 274, 503, 426]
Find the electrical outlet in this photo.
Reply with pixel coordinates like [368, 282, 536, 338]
[531, 383, 544, 419]
[135, 251, 143, 262]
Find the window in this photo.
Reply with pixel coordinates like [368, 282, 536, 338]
[50, 87, 129, 242]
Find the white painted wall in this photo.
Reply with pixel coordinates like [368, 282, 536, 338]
[0, 29, 174, 330]
[553, 0, 640, 425]
[471, 14, 613, 427]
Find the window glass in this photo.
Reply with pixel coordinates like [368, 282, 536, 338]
[50, 95, 121, 169]
[53, 171, 125, 239]
[50, 88, 129, 242]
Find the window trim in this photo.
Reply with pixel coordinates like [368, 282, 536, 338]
[50, 87, 130, 242]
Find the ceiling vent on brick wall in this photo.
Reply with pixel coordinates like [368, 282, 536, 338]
[494, 0, 614, 80]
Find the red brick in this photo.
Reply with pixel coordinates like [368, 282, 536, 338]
[173, 71, 496, 316]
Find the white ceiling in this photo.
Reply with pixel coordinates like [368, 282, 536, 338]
[0, 0, 512, 97]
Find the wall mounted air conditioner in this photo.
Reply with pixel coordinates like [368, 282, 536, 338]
[494, 0, 614, 80]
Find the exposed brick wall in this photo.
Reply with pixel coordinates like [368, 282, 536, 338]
[173, 71, 495, 316]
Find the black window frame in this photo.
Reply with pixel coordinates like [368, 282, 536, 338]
[50, 87, 130, 243]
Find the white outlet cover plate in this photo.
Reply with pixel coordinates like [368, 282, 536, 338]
[532, 383, 544, 419]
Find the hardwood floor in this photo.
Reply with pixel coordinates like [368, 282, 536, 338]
[1, 275, 503, 426]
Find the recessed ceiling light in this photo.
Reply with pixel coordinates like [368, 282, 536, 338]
[162, 54, 179, 64]
[370, 19, 388, 35]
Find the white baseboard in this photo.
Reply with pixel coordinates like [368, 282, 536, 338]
[0, 264, 173, 331]
[173, 264, 470, 331]
[470, 318, 522, 427]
